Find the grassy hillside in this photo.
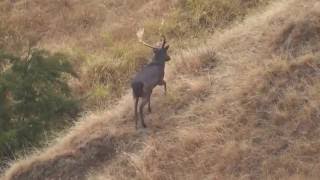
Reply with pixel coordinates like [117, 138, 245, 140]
[0, 0, 270, 167]
[2, 0, 320, 179]
[0, 0, 270, 108]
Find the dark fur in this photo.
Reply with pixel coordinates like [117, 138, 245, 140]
[131, 81, 144, 97]
[131, 43, 170, 128]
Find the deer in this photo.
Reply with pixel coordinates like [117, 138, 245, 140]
[131, 29, 171, 128]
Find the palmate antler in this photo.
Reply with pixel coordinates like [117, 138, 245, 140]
[137, 28, 167, 49]
[136, 28, 157, 49]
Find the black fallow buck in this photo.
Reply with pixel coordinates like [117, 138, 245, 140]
[131, 30, 171, 128]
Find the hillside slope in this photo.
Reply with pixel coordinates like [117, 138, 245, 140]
[3, 0, 320, 179]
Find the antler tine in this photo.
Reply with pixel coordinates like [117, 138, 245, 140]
[139, 39, 157, 49]
[137, 28, 157, 49]
[161, 35, 166, 48]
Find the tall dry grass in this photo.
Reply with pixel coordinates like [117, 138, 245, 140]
[0, 0, 272, 109]
[87, 1, 320, 180]
[4, 0, 320, 180]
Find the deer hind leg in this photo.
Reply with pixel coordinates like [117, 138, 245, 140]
[139, 96, 149, 128]
[134, 97, 139, 129]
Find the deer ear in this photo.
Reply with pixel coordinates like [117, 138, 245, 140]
[165, 45, 170, 50]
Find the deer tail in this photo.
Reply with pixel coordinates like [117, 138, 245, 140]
[131, 81, 144, 97]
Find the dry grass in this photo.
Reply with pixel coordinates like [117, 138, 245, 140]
[87, 1, 320, 180]
[271, 3, 320, 58]
[3, 0, 320, 180]
[0, 0, 271, 109]
[216, 54, 320, 179]
[0, 0, 176, 108]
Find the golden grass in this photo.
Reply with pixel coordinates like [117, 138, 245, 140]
[0, 0, 175, 107]
[0, 0, 272, 109]
[271, 2, 320, 58]
[3, 0, 320, 180]
[87, 1, 320, 180]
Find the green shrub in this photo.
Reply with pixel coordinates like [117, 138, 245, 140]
[0, 49, 78, 163]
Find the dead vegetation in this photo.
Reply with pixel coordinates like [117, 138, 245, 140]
[2, 0, 320, 180]
[272, 3, 320, 58]
[0, 0, 271, 109]
[219, 55, 320, 179]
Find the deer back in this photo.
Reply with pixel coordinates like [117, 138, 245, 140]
[133, 63, 165, 90]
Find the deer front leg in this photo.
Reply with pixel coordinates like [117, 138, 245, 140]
[134, 97, 139, 129]
[148, 90, 152, 113]
[159, 80, 167, 95]
[148, 98, 152, 113]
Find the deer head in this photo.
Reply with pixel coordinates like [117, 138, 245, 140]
[136, 29, 170, 63]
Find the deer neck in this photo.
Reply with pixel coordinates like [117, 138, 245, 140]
[151, 57, 166, 66]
